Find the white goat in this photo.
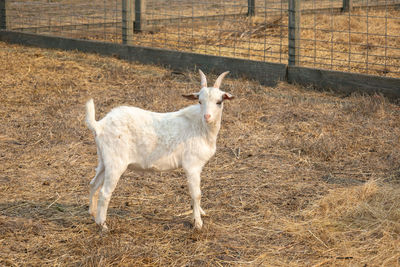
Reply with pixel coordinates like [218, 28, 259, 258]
[85, 70, 234, 230]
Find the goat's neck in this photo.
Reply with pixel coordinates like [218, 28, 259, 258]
[203, 115, 222, 145]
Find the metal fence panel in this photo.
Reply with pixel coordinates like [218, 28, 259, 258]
[7, 0, 122, 42]
[300, 0, 400, 77]
[2, 0, 400, 78]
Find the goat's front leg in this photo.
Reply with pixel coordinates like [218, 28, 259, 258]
[191, 199, 206, 216]
[185, 168, 203, 230]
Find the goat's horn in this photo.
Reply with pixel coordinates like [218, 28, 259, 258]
[199, 69, 207, 88]
[213, 71, 229, 88]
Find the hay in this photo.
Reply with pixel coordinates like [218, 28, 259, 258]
[0, 41, 400, 266]
[283, 181, 400, 266]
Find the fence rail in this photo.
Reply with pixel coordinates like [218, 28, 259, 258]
[1, 0, 400, 79]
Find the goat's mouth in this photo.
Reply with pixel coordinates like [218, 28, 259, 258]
[204, 119, 217, 126]
[204, 117, 213, 124]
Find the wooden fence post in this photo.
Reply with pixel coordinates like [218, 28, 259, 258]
[342, 0, 353, 12]
[134, 0, 146, 32]
[288, 0, 300, 66]
[247, 0, 255, 16]
[0, 0, 8, 30]
[122, 0, 134, 44]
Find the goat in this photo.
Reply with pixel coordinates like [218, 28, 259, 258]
[85, 70, 234, 230]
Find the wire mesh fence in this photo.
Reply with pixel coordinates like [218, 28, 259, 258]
[6, 0, 122, 42]
[2, 0, 400, 78]
[300, 0, 400, 77]
[130, 0, 288, 64]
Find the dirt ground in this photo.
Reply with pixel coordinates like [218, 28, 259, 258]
[0, 41, 399, 266]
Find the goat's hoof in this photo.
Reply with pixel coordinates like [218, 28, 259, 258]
[89, 209, 96, 218]
[97, 222, 108, 232]
[194, 219, 203, 230]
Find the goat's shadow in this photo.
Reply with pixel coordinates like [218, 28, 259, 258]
[0, 200, 92, 229]
[0, 200, 193, 231]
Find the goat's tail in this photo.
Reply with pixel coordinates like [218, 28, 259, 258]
[85, 99, 99, 134]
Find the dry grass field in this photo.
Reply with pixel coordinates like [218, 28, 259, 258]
[0, 41, 400, 266]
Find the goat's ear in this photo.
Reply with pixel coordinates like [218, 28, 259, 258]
[223, 92, 234, 101]
[182, 93, 200, 100]
[214, 71, 229, 88]
[199, 69, 207, 88]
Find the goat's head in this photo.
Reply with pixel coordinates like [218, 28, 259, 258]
[183, 70, 234, 124]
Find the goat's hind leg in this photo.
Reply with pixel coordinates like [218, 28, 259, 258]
[89, 160, 105, 219]
[95, 164, 127, 230]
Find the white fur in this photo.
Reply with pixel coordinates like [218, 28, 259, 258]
[86, 70, 234, 230]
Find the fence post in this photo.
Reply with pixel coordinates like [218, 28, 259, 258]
[122, 0, 134, 44]
[134, 0, 146, 32]
[288, 0, 300, 66]
[248, 0, 255, 16]
[342, 0, 353, 12]
[0, 0, 8, 30]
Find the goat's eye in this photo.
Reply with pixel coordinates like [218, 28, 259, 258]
[199, 101, 202, 105]
[216, 101, 222, 105]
